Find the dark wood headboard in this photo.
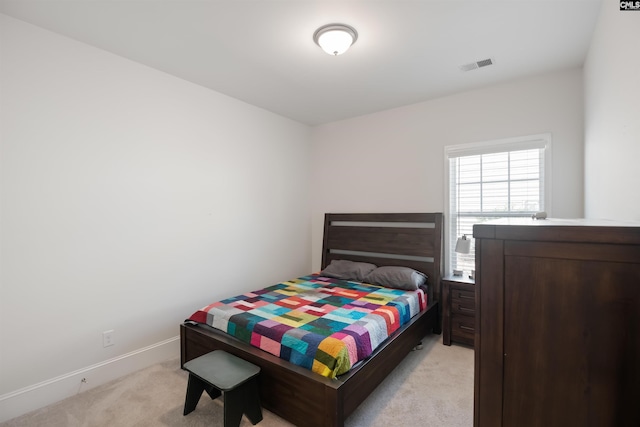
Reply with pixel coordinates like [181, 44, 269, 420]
[321, 213, 443, 304]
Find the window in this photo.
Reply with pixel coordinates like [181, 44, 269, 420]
[445, 134, 551, 275]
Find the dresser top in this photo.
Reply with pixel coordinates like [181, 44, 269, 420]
[473, 217, 640, 244]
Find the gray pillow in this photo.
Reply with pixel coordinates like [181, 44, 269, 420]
[320, 260, 377, 282]
[364, 266, 428, 291]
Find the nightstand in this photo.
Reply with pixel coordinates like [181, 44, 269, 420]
[442, 275, 476, 346]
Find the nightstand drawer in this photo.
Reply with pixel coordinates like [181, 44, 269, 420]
[442, 277, 475, 346]
[452, 316, 475, 344]
[451, 300, 475, 316]
[451, 288, 475, 303]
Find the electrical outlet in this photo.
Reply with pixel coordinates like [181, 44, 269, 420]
[103, 330, 114, 347]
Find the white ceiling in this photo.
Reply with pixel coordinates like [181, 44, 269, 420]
[0, 0, 602, 125]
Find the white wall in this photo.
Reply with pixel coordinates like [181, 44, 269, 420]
[584, 1, 640, 221]
[310, 69, 585, 270]
[0, 14, 310, 419]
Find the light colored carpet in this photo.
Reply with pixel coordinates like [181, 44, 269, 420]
[1, 334, 473, 427]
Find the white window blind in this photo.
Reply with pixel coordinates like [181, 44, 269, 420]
[446, 135, 550, 275]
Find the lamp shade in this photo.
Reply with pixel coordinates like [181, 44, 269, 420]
[455, 235, 471, 254]
[313, 24, 358, 56]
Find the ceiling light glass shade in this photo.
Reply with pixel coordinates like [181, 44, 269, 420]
[313, 24, 358, 56]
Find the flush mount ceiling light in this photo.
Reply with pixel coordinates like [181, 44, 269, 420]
[313, 23, 358, 56]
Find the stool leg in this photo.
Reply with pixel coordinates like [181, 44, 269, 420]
[204, 384, 222, 401]
[223, 387, 245, 427]
[243, 378, 263, 425]
[183, 374, 206, 416]
[222, 378, 263, 427]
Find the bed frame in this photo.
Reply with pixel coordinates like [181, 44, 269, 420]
[180, 212, 443, 427]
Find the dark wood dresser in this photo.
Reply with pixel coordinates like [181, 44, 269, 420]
[442, 275, 475, 346]
[473, 218, 640, 427]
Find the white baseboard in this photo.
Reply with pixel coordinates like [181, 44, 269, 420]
[0, 336, 180, 423]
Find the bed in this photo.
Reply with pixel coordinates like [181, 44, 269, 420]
[180, 212, 443, 427]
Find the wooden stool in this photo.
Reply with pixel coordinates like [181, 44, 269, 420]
[183, 350, 262, 427]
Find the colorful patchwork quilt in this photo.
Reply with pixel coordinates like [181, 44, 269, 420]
[188, 274, 427, 379]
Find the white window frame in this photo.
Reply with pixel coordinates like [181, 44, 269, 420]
[443, 133, 552, 276]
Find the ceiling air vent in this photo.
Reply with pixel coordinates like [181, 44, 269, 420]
[459, 58, 494, 72]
